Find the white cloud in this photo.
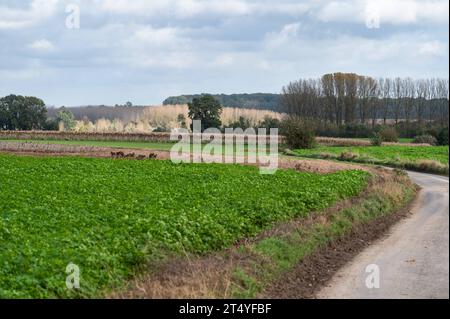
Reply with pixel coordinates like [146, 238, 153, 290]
[317, 0, 449, 26]
[93, 0, 309, 18]
[29, 39, 56, 52]
[0, 0, 448, 106]
[214, 54, 235, 67]
[93, 0, 170, 16]
[133, 26, 181, 46]
[265, 23, 301, 48]
[0, 0, 59, 29]
[419, 41, 447, 56]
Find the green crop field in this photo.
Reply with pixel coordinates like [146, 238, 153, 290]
[0, 154, 368, 298]
[293, 145, 449, 175]
[295, 145, 449, 164]
[357, 137, 414, 143]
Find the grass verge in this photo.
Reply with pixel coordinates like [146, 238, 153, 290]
[292, 145, 449, 175]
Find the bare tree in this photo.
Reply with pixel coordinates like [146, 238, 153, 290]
[392, 77, 403, 124]
[415, 79, 429, 125]
[281, 73, 448, 128]
[344, 73, 358, 123]
[379, 78, 392, 124]
[321, 74, 337, 124]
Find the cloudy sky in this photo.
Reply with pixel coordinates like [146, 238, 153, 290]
[0, 0, 448, 106]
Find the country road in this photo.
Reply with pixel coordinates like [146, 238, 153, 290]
[317, 171, 449, 299]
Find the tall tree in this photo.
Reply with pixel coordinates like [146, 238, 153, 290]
[344, 73, 358, 123]
[188, 94, 222, 131]
[379, 78, 392, 125]
[0, 95, 47, 130]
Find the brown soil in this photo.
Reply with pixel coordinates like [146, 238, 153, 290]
[260, 196, 416, 299]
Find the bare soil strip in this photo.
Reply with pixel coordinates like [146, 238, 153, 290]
[261, 197, 416, 298]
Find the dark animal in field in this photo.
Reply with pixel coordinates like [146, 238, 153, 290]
[136, 155, 146, 160]
[125, 153, 135, 158]
[149, 153, 158, 159]
[111, 151, 125, 159]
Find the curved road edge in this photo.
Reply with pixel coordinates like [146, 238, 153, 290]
[317, 171, 449, 299]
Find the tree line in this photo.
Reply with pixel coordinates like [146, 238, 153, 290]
[281, 73, 449, 126]
[0, 94, 77, 131]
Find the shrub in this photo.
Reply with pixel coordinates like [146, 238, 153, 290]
[339, 151, 358, 161]
[342, 123, 374, 138]
[153, 126, 169, 133]
[379, 126, 399, 142]
[437, 127, 449, 146]
[258, 116, 281, 131]
[56, 109, 76, 132]
[413, 134, 437, 145]
[415, 160, 449, 175]
[43, 119, 59, 131]
[281, 117, 317, 149]
[370, 133, 383, 146]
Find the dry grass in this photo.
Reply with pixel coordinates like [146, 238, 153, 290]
[414, 160, 449, 175]
[339, 151, 359, 161]
[316, 137, 430, 147]
[0, 141, 108, 154]
[316, 137, 371, 147]
[73, 105, 284, 133]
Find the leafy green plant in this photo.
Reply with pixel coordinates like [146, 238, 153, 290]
[413, 134, 437, 145]
[379, 126, 399, 142]
[0, 155, 368, 298]
[370, 133, 383, 146]
[281, 117, 317, 149]
[437, 127, 449, 146]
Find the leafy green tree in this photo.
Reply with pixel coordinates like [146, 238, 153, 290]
[229, 116, 252, 130]
[56, 108, 76, 131]
[280, 117, 317, 149]
[188, 94, 222, 131]
[177, 113, 187, 129]
[437, 127, 449, 146]
[0, 95, 47, 130]
[259, 116, 281, 130]
[43, 119, 59, 131]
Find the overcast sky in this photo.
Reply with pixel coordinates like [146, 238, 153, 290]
[0, 0, 448, 106]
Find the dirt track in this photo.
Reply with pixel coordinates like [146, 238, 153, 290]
[317, 171, 449, 299]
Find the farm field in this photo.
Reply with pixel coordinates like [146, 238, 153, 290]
[0, 139, 175, 151]
[294, 145, 449, 174]
[358, 137, 414, 143]
[0, 139, 279, 156]
[0, 154, 369, 298]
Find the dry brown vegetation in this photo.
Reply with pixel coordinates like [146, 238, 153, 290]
[316, 136, 430, 147]
[73, 105, 284, 133]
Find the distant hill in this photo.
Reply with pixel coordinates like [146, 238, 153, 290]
[163, 93, 281, 111]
